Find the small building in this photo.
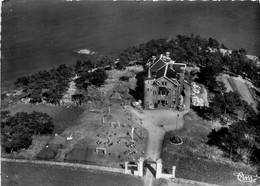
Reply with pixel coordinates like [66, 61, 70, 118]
[143, 52, 186, 109]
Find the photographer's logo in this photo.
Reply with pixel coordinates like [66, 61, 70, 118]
[233, 172, 260, 183]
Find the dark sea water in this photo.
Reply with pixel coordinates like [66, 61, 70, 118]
[2, 0, 260, 90]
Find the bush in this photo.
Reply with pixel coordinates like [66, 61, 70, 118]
[1, 110, 11, 119]
[1, 111, 54, 153]
[14, 64, 73, 104]
[75, 69, 108, 89]
[119, 76, 130, 82]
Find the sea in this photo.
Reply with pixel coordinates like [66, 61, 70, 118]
[1, 0, 260, 91]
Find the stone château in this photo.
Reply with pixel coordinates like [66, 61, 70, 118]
[144, 52, 186, 109]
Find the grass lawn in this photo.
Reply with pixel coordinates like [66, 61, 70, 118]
[1, 102, 84, 133]
[2, 161, 143, 186]
[1, 102, 84, 159]
[160, 111, 258, 186]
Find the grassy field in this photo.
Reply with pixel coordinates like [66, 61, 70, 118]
[1, 102, 84, 160]
[160, 111, 257, 185]
[2, 161, 143, 186]
[228, 76, 257, 111]
[1, 102, 84, 133]
[218, 73, 257, 111]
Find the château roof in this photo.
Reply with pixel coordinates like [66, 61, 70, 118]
[145, 53, 186, 87]
[151, 59, 165, 73]
[155, 63, 185, 81]
[170, 63, 186, 73]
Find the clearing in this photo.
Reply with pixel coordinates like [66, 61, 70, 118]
[217, 74, 258, 111]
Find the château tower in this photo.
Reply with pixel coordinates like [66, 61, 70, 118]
[144, 65, 153, 108]
[143, 52, 186, 109]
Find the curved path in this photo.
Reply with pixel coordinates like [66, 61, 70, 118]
[126, 106, 188, 186]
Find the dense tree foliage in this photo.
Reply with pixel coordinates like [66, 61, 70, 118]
[71, 94, 85, 106]
[75, 56, 114, 74]
[117, 34, 260, 89]
[13, 58, 109, 106]
[74, 62, 108, 91]
[1, 110, 11, 119]
[1, 111, 54, 153]
[119, 76, 130, 82]
[207, 109, 260, 165]
[14, 64, 73, 104]
[193, 91, 255, 122]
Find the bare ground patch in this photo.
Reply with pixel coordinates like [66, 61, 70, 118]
[58, 102, 148, 168]
[218, 74, 258, 111]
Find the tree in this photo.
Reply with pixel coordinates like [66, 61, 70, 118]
[117, 55, 129, 69]
[13, 64, 73, 104]
[239, 48, 247, 55]
[1, 111, 54, 153]
[72, 94, 85, 106]
[119, 76, 130, 82]
[89, 69, 108, 87]
[208, 38, 219, 48]
[207, 108, 260, 165]
[1, 110, 11, 119]
[29, 111, 54, 135]
[14, 76, 30, 87]
[57, 64, 73, 79]
[98, 56, 114, 68]
[1, 124, 33, 153]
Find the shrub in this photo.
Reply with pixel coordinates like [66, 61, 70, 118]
[1, 111, 54, 153]
[119, 76, 130, 82]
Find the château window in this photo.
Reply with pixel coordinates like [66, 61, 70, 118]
[161, 81, 167, 86]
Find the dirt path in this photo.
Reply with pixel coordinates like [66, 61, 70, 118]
[198, 86, 209, 107]
[126, 107, 188, 186]
[61, 75, 78, 104]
